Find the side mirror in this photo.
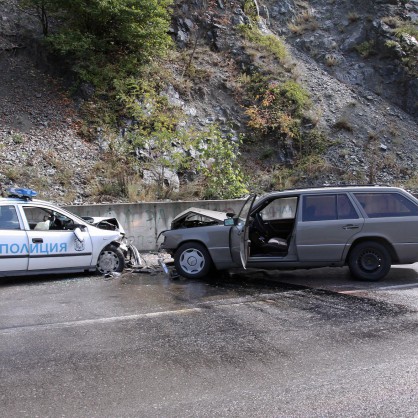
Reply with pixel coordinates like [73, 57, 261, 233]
[73, 223, 86, 231]
[73, 227, 85, 242]
[224, 218, 236, 226]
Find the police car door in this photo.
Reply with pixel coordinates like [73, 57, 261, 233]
[22, 205, 93, 271]
[0, 204, 29, 273]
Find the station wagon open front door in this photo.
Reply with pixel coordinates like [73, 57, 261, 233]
[230, 195, 256, 268]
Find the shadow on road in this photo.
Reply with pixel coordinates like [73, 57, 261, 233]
[227, 265, 418, 293]
[0, 272, 95, 287]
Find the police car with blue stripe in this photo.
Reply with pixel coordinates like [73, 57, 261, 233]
[0, 188, 134, 276]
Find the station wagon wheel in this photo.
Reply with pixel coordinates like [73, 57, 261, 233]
[97, 244, 125, 274]
[174, 242, 212, 279]
[348, 241, 391, 281]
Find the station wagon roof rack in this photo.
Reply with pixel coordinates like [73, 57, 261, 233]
[7, 187, 38, 201]
[276, 183, 382, 192]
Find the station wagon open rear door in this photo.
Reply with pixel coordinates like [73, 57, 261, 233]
[229, 195, 256, 268]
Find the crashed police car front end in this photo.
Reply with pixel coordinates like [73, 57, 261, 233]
[81, 215, 142, 272]
[0, 188, 140, 277]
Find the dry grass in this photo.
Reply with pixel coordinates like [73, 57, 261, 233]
[347, 12, 360, 23]
[381, 16, 403, 29]
[325, 54, 339, 67]
[288, 9, 319, 34]
[333, 118, 354, 132]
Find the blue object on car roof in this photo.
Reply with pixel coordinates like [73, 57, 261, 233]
[7, 188, 38, 200]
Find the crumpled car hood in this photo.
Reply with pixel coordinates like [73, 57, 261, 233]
[81, 216, 125, 234]
[170, 207, 235, 230]
[172, 207, 231, 222]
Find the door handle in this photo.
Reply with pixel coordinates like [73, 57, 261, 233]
[32, 238, 43, 243]
[342, 225, 360, 230]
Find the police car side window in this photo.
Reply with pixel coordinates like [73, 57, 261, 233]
[24, 207, 49, 230]
[0, 205, 20, 230]
[23, 207, 74, 231]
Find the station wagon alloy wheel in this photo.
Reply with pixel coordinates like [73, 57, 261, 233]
[348, 241, 391, 282]
[174, 242, 212, 279]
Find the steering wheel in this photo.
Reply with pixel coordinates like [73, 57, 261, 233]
[254, 212, 269, 237]
[49, 213, 62, 230]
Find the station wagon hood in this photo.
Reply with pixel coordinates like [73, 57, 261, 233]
[170, 207, 234, 229]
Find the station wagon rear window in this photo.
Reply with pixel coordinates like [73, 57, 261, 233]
[354, 192, 418, 218]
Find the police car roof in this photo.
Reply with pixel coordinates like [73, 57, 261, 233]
[0, 197, 56, 206]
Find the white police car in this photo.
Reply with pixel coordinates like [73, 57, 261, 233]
[0, 188, 133, 276]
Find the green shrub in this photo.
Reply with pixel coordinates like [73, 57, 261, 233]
[26, 0, 173, 88]
[393, 23, 418, 76]
[272, 167, 295, 190]
[238, 24, 288, 62]
[198, 129, 248, 199]
[297, 128, 329, 156]
[279, 80, 311, 115]
[245, 79, 310, 142]
[354, 40, 376, 58]
[394, 23, 418, 39]
[243, 0, 259, 20]
[11, 133, 24, 144]
[115, 75, 181, 134]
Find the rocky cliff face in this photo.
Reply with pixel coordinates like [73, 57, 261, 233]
[0, 0, 417, 202]
[275, 0, 418, 117]
[168, 0, 418, 189]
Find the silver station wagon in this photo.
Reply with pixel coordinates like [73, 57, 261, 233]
[160, 186, 418, 281]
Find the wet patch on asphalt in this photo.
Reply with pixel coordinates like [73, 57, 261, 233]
[119, 269, 415, 328]
[288, 288, 410, 319]
[1, 269, 416, 339]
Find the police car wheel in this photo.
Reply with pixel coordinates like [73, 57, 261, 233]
[97, 245, 125, 274]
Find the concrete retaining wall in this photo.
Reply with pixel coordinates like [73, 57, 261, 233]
[66, 200, 245, 251]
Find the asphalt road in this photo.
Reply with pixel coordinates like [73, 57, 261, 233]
[1, 265, 418, 417]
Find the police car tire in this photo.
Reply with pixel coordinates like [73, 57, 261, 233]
[97, 245, 125, 274]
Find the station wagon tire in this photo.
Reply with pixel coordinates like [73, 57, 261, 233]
[348, 241, 391, 281]
[174, 242, 212, 279]
[97, 244, 125, 274]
